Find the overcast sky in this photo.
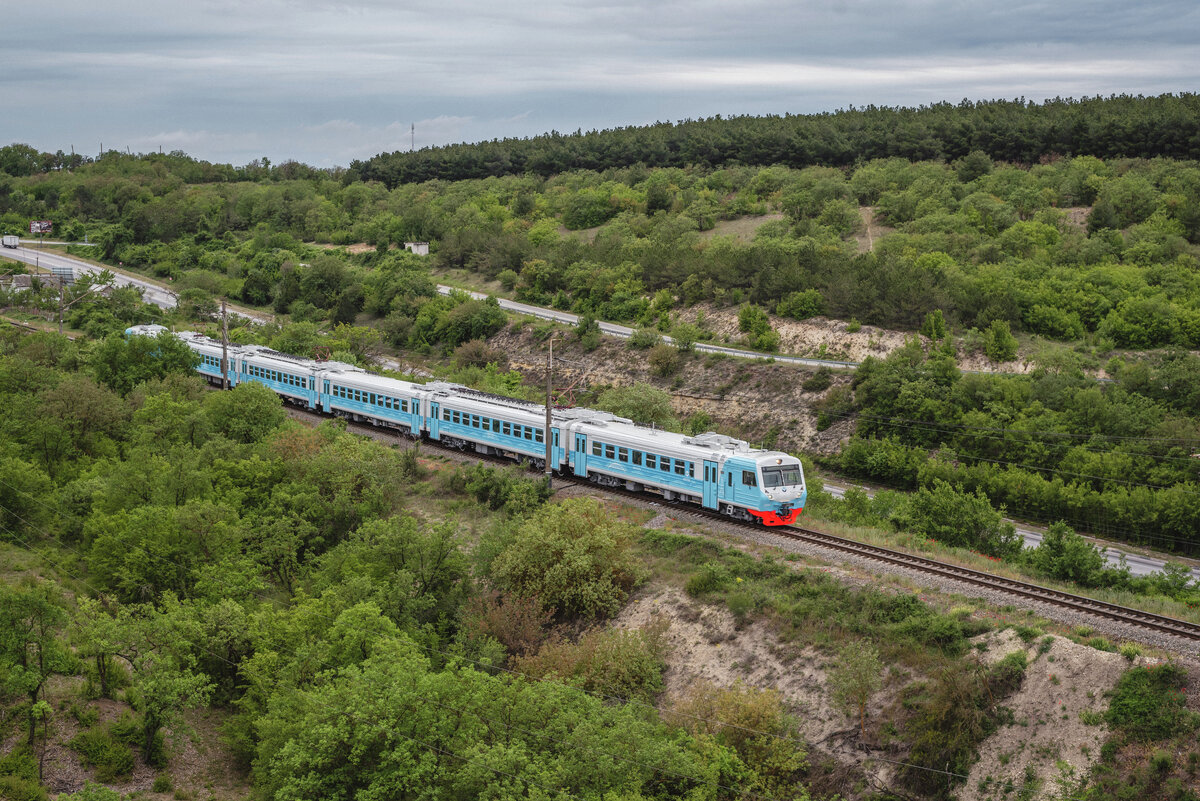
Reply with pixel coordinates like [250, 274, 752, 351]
[4, 0, 1197, 168]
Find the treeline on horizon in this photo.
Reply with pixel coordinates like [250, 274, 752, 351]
[351, 94, 1200, 187]
[2, 94, 1199, 183]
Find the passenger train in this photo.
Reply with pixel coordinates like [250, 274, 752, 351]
[127, 325, 806, 525]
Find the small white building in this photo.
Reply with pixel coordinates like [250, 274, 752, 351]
[403, 241, 430, 256]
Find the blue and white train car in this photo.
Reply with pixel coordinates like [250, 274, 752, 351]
[425, 382, 560, 468]
[125, 325, 806, 526]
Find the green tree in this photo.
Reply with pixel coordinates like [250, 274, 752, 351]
[203, 381, 286, 444]
[920, 309, 948, 341]
[91, 331, 199, 396]
[1025, 521, 1110, 586]
[0, 583, 72, 745]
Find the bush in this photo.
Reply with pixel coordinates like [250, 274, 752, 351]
[1106, 663, 1199, 741]
[669, 681, 806, 793]
[462, 591, 554, 657]
[491, 498, 646, 620]
[69, 727, 136, 781]
[893, 479, 1022, 559]
[628, 327, 661, 349]
[685, 562, 732, 597]
[514, 621, 670, 702]
[648, 343, 682, 377]
[777, 289, 824, 320]
[801, 367, 833, 392]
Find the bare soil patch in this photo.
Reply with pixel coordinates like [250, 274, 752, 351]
[959, 629, 1131, 801]
[698, 214, 784, 242]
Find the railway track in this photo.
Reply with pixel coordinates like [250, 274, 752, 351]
[292, 407, 1200, 644]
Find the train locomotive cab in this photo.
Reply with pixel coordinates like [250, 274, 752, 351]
[747, 454, 806, 526]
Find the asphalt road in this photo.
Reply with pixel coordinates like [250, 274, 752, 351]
[822, 480, 1200, 581]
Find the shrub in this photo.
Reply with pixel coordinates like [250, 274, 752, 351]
[801, 367, 833, 392]
[453, 338, 507, 369]
[1106, 663, 1199, 741]
[685, 562, 732, 597]
[669, 681, 806, 793]
[628, 327, 661, 349]
[648, 343, 682, 377]
[462, 590, 553, 657]
[69, 727, 136, 781]
[491, 498, 646, 620]
[777, 289, 824, 320]
[893, 479, 1021, 559]
[1119, 643, 1143, 661]
[514, 621, 670, 702]
[983, 319, 1019, 362]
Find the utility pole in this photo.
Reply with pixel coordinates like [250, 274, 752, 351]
[544, 335, 556, 491]
[220, 298, 230, 390]
[58, 283, 64, 335]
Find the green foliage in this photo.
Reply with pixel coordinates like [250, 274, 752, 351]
[515, 622, 670, 702]
[983, 319, 1019, 362]
[90, 330, 200, 396]
[69, 727, 135, 781]
[647, 342, 682, 377]
[202, 381, 287, 444]
[777, 289, 824, 320]
[1105, 663, 1200, 742]
[454, 463, 551, 517]
[594, 383, 678, 428]
[54, 783, 121, 801]
[670, 681, 808, 797]
[893, 479, 1021, 559]
[1025, 521, 1115, 587]
[254, 638, 740, 801]
[628, 326, 662, 349]
[801, 367, 833, 392]
[920, 309, 948, 340]
[491, 498, 645, 620]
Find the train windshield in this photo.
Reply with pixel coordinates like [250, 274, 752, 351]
[761, 466, 802, 488]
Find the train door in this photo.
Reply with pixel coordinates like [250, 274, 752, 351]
[702, 460, 719, 509]
[573, 433, 588, 477]
[429, 402, 440, 439]
[551, 428, 563, 471]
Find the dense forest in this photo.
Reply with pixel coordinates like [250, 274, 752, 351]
[349, 95, 1200, 186]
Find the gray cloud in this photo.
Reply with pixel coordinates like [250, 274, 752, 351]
[1, 1, 1196, 166]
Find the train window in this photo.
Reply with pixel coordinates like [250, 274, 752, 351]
[675, 461, 686, 475]
[618, 448, 628, 462]
[728, 472, 733, 487]
[535, 430, 543, 443]
[645, 454, 655, 468]
[520, 427, 529, 440]
[660, 458, 671, 473]
[592, 442, 601, 456]
[503, 422, 512, 435]
[401, 400, 408, 412]
[742, 471, 757, 487]
[604, 445, 614, 459]
[632, 451, 642, 466]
